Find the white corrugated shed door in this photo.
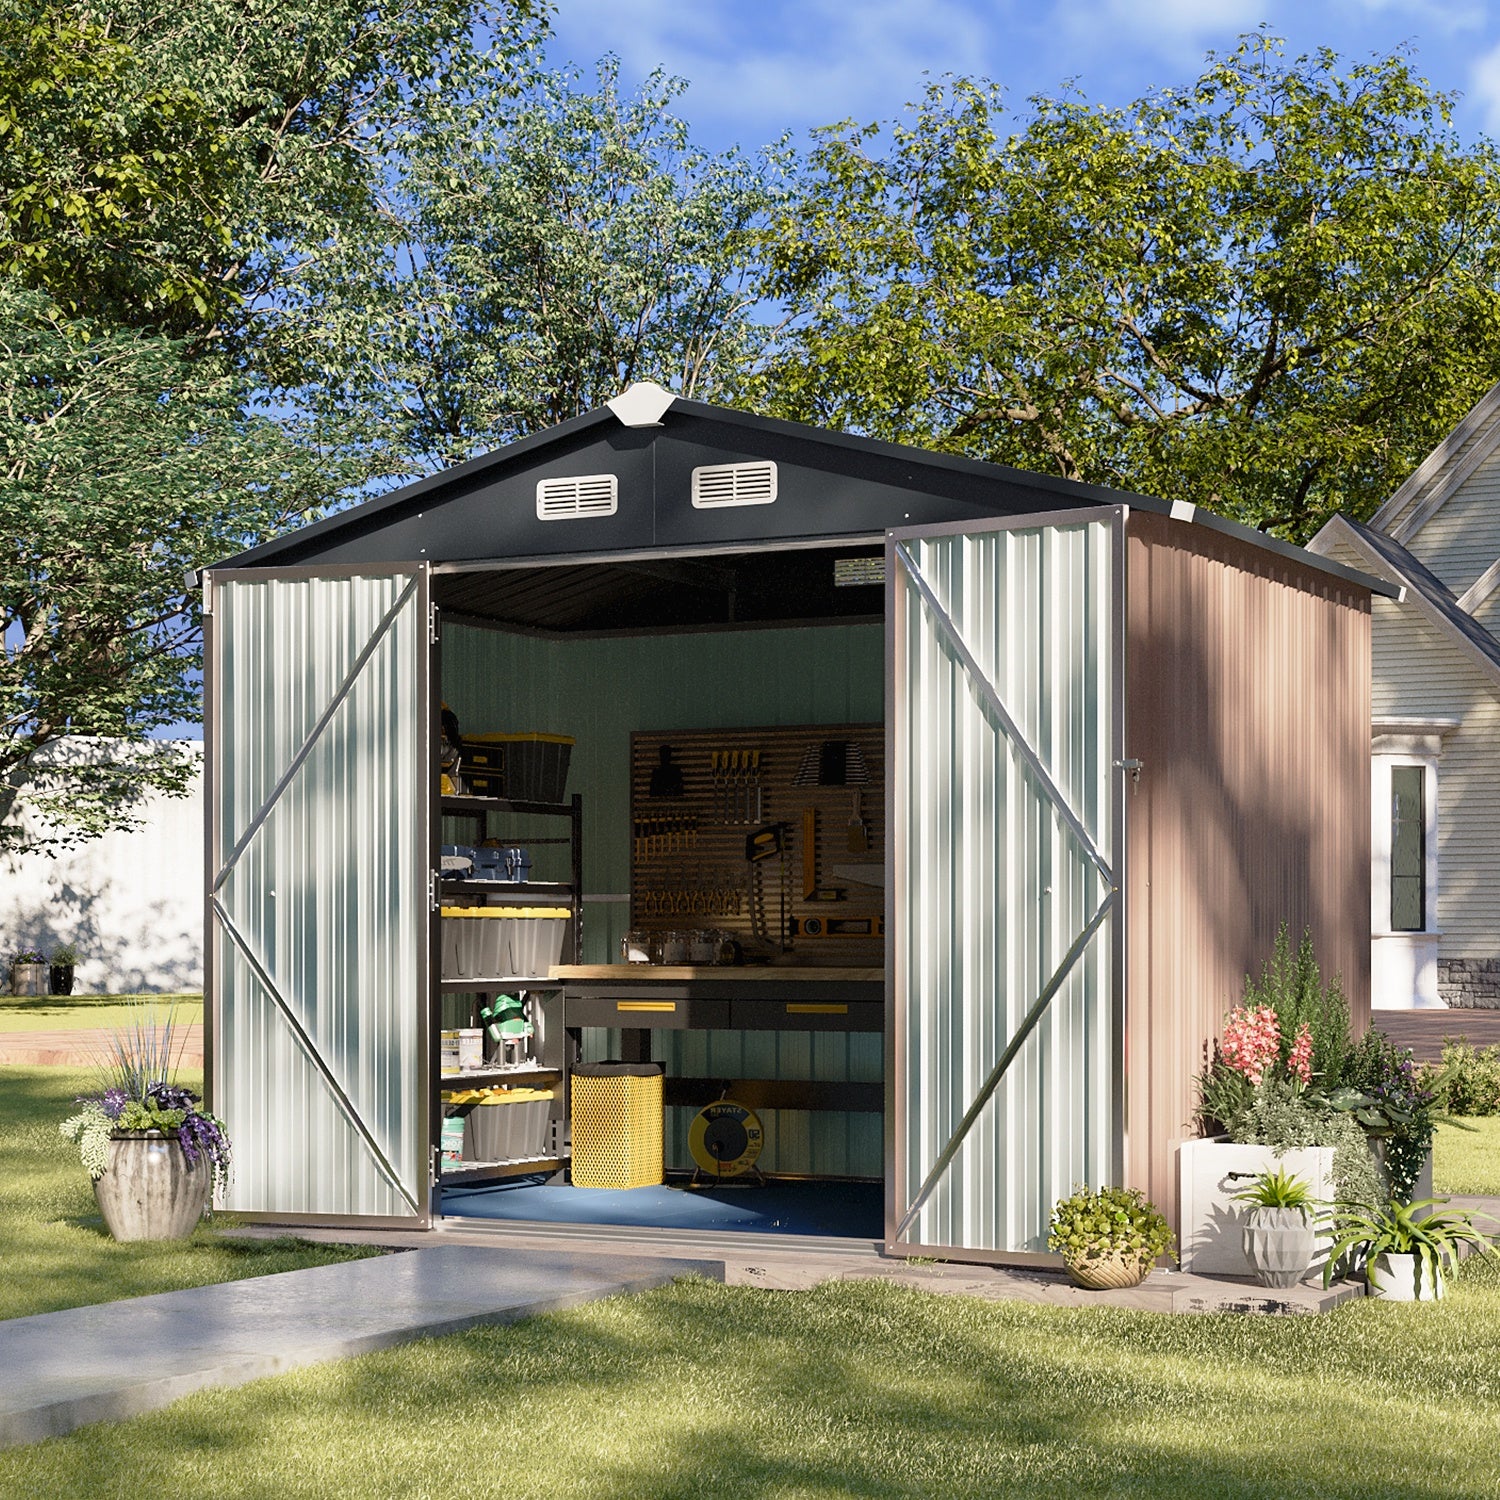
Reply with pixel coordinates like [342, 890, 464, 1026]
[887, 510, 1124, 1257]
[206, 566, 432, 1224]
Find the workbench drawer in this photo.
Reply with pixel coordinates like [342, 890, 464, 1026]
[729, 999, 884, 1032]
[565, 996, 731, 1030]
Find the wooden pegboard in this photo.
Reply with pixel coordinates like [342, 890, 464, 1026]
[629, 723, 885, 964]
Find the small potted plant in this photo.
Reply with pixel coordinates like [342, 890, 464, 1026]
[10, 948, 48, 997]
[1323, 1198, 1497, 1302]
[60, 1008, 231, 1241]
[1233, 1167, 1320, 1287]
[1049, 1185, 1176, 1289]
[49, 942, 77, 996]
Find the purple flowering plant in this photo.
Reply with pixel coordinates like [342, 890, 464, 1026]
[60, 1007, 231, 1197]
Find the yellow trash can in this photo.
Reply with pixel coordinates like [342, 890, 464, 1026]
[570, 1063, 664, 1189]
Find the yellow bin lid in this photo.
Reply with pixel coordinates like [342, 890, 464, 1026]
[464, 732, 575, 745]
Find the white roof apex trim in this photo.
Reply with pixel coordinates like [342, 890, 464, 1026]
[1456, 553, 1500, 616]
[607, 381, 677, 428]
[1371, 378, 1500, 543]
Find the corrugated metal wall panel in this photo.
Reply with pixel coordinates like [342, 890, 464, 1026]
[1124, 513, 1371, 1230]
[211, 571, 427, 1220]
[891, 517, 1119, 1255]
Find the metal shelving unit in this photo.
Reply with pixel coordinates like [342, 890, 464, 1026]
[436, 792, 582, 1185]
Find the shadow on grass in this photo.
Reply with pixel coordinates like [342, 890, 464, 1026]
[7, 1272, 1500, 1499]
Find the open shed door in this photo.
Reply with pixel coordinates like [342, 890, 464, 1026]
[206, 566, 433, 1225]
[887, 510, 1124, 1258]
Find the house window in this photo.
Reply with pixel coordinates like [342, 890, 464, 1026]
[1390, 765, 1426, 931]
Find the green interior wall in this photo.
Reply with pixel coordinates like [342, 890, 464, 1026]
[441, 618, 885, 1179]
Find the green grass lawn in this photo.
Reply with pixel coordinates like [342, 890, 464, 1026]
[3, 1260, 1499, 1499]
[0, 1065, 376, 1321]
[5, 1076, 1499, 1494]
[0, 993, 202, 1032]
[1434, 1116, 1500, 1196]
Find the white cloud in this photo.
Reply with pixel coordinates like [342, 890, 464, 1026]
[1469, 37, 1500, 134]
[543, 0, 1028, 144]
[1341, 0, 1485, 37]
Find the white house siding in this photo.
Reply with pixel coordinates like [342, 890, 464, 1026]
[1321, 537, 1500, 1005]
[0, 746, 203, 994]
[1401, 444, 1500, 597]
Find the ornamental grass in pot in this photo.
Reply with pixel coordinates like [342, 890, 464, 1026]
[1049, 1185, 1176, 1289]
[1323, 1198, 1498, 1302]
[60, 1008, 231, 1241]
[1233, 1167, 1320, 1287]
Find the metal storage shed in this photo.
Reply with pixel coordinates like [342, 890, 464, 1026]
[203, 385, 1382, 1261]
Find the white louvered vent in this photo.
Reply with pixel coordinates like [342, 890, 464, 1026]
[535, 473, 619, 521]
[691, 460, 778, 509]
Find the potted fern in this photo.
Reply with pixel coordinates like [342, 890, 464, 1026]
[1233, 1167, 1321, 1287]
[49, 942, 77, 996]
[1323, 1198, 1497, 1301]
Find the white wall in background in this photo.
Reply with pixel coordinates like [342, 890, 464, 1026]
[0, 743, 202, 994]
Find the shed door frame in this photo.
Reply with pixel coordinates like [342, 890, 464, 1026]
[205, 562, 435, 1228]
[885, 506, 1127, 1262]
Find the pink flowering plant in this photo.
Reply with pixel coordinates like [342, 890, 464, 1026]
[1197, 926, 1439, 1208]
[1197, 926, 1350, 1135]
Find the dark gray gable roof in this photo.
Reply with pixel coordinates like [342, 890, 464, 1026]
[208, 393, 1389, 599]
[1336, 515, 1500, 678]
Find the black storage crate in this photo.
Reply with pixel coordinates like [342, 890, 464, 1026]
[462, 733, 574, 802]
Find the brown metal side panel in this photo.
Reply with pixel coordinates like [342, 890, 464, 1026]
[1124, 511, 1372, 1230]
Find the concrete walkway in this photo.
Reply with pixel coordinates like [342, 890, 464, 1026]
[0, 1243, 720, 1449]
[231, 1217, 1368, 1316]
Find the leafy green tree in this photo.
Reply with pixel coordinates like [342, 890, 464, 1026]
[0, 287, 335, 848]
[0, 0, 545, 846]
[281, 56, 790, 479]
[0, 1, 234, 327]
[73, 0, 549, 345]
[756, 35, 1500, 539]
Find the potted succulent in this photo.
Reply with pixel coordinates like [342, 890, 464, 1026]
[1323, 1198, 1497, 1302]
[1234, 1167, 1321, 1287]
[1049, 1185, 1176, 1289]
[10, 948, 48, 996]
[60, 1009, 231, 1241]
[49, 942, 77, 996]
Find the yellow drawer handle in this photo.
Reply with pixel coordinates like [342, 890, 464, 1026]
[616, 1001, 678, 1013]
[786, 1003, 848, 1015]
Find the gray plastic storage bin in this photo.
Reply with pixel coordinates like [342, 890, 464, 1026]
[462, 1091, 554, 1162]
[501, 907, 570, 978]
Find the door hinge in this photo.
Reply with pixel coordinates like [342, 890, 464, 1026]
[428, 870, 440, 912]
[428, 602, 441, 645]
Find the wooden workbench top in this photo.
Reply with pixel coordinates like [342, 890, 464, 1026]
[549, 964, 884, 983]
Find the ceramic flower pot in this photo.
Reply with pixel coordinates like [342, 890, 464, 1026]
[48, 963, 75, 996]
[1242, 1206, 1317, 1287]
[1367, 1251, 1445, 1302]
[93, 1130, 210, 1241]
[1063, 1248, 1154, 1289]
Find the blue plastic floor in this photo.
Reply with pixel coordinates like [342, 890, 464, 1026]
[441, 1176, 882, 1238]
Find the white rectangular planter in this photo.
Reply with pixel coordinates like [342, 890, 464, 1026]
[1178, 1138, 1336, 1277]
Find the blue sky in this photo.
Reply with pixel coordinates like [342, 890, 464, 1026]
[541, 0, 1500, 152]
